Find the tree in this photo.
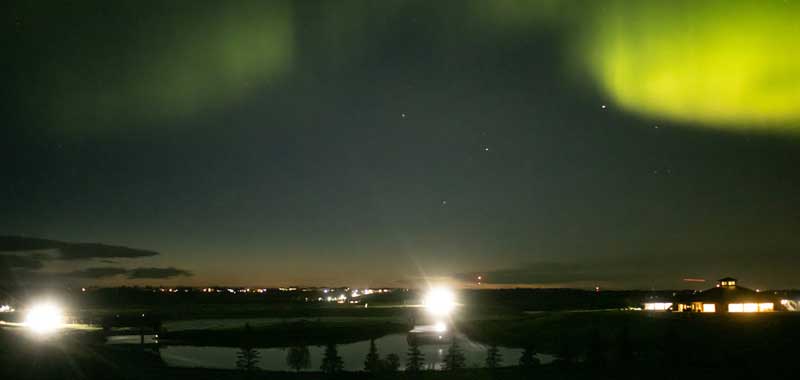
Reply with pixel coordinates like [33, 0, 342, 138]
[384, 353, 400, 372]
[236, 347, 261, 374]
[519, 347, 540, 368]
[321, 343, 344, 374]
[235, 323, 260, 374]
[661, 321, 683, 368]
[364, 338, 381, 372]
[443, 337, 466, 371]
[286, 345, 311, 372]
[406, 336, 425, 373]
[557, 340, 576, 367]
[587, 329, 608, 369]
[615, 324, 634, 366]
[485, 344, 503, 369]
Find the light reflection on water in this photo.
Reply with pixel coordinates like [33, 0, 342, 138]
[106, 334, 159, 344]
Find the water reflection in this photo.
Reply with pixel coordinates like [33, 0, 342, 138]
[108, 333, 554, 371]
[157, 334, 552, 371]
[106, 334, 158, 345]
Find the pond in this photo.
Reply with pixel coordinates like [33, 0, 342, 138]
[110, 333, 554, 371]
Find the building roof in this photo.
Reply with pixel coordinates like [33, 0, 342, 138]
[692, 285, 772, 303]
[718, 277, 737, 282]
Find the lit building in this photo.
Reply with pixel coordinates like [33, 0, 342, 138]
[643, 294, 674, 311]
[643, 301, 673, 311]
[673, 277, 776, 313]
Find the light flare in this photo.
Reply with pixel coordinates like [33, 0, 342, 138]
[423, 287, 456, 316]
[24, 303, 65, 334]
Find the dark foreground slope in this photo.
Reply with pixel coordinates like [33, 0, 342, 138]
[3, 312, 800, 380]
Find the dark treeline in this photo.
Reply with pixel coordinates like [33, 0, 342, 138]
[460, 289, 688, 312]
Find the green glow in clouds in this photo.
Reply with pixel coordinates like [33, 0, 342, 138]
[47, 2, 294, 128]
[582, 0, 800, 131]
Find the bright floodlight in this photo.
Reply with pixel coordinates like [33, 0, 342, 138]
[423, 287, 456, 316]
[24, 303, 64, 334]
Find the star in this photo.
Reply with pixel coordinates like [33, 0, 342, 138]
[401, 113, 406, 118]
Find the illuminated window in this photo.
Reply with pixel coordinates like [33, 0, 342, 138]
[644, 302, 671, 311]
[728, 302, 774, 313]
[743, 303, 758, 312]
[728, 304, 744, 312]
[702, 304, 715, 313]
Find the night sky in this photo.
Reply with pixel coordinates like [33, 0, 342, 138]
[3, 0, 799, 289]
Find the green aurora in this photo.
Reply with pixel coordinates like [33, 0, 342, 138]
[14, 0, 800, 133]
[581, 0, 800, 131]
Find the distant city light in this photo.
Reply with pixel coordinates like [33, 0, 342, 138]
[24, 302, 65, 334]
[0, 305, 14, 313]
[423, 287, 456, 316]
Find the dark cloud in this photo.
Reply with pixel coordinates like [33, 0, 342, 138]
[26, 266, 194, 282]
[0, 253, 44, 270]
[0, 236, 175, 285]
[0, 254, 44, 286]
[58, 243, 159, 260]
[127, 267, 192, 279]
[0, 236, 159, 260]
[64, 267, 129, 279]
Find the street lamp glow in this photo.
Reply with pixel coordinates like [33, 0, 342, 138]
[24, 303, 64, 334]
[423, 287, 456, 316]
